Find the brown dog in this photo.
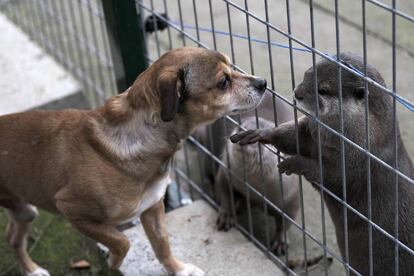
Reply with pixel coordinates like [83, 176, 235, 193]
[0, 47, 266, 276]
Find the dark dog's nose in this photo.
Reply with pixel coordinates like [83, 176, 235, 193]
[253, 78, 267, 92]
[294, 87, 304, 100]
[294, 93, 304, 101]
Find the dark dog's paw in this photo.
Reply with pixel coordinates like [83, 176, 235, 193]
[216, 209, 235, 231]
[278, 155, 303, 176]
[278, 155, 313, 176]
[230, 129, 264, 145]
[278, 155, 320, 182]
[271, 240, 288, 257]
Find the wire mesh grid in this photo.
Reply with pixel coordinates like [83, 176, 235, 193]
[2, 0, 414, 275]
[139, 1, 414, 275]
[0, 0, 117, 108]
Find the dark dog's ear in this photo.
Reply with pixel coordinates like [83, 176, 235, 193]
[158, 68, 185, 122]
[354, 86, 368, 100]
[157, 68, 187, 122]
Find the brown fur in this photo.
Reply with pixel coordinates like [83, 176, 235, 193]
[0, 47, 266, 275]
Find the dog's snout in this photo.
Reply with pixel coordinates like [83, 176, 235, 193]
[294, 86, 304, 100]
[294, 93, 304, 101]
[253, 78, 267, 92]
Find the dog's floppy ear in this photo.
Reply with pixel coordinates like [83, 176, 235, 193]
[157, 67, 186, 122]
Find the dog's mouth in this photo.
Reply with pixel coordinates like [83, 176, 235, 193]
[229, 95, 264, 115]
[294, 97, 308, 109]
[295, 97, 316, 116]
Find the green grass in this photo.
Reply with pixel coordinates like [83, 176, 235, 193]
[0, 210, 121, 276]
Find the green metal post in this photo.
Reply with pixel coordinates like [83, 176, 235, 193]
[102, 0, 148, 92]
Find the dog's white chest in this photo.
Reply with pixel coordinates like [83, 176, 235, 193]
[134, 175, 171, 217]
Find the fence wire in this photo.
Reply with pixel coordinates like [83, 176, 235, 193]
[0, 0, 117, 108]
[139, 1, 414, 275]
[2, 0, 414, 275]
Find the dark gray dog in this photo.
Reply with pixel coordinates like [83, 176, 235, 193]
[231, 53, 414, 275]
[217, 116, 300, 255]
[196, 91, 300, 256]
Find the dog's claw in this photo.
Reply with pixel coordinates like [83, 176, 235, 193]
[216, 209, 234, 231]
[271, 240, 288, 257]
[174, 263, 205, 276]
[25, 267, 50, 276]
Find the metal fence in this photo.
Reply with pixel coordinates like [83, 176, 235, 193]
[0, 0, 118, 108]
[2, 0, 414, 275]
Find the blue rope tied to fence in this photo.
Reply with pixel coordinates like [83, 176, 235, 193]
[396, 97, 414, 112]
[170, 21, 414, 113]
[178, 22, 312, 53]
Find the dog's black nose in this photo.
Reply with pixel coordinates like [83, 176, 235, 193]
[294, 87, 304, 100]
[253, 78, 267, 92]
[294, 94, 304, 101]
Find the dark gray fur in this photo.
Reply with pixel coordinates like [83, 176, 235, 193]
[216, 117, 300, 255]
[195, 92, 299, 255]
[195, 91, 294, 181]
[231, 53, 414, 275]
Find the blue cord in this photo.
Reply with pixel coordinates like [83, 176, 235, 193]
[171, 20, 414, 113]
[178, 22, 312, 53]
[396, 97, 414, 112]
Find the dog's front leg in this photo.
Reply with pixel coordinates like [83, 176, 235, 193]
[230, 116, 312, 156]
[278, 155, 321, 183]
[69, 220, 130, 269]
[141, 200, 205, 276]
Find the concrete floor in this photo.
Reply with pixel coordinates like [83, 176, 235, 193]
[174, 141, 343, 275]
[143, 0, 414, 275]
[119, 200, 284, 276]
[0, 13, 81, 115]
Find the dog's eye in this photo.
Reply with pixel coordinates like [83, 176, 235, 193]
[318, 88, 328, 95]
[217, 75, 230, 90]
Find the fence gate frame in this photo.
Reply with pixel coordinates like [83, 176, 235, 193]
[102, 0, 148, 92]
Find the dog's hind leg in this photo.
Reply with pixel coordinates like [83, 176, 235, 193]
[269, 193, 299, 257]
[1, 199, 49, 276]
[270, 211, 290, 256]
[215, 167, 242, 231]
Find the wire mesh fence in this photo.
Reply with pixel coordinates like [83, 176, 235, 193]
[0, 0, 117, 108]
[2, 0, 414, 275]
[139, 1, 414, 275]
